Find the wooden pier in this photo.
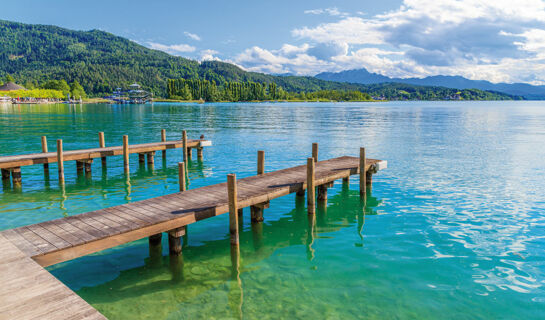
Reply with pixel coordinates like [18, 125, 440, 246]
[0, 147, 386, 319]
[0, 131, 212, 187]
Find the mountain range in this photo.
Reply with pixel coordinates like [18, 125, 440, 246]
[315, 69, 545, 99]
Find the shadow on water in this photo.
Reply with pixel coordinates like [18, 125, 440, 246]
[74, 185, 382, 319]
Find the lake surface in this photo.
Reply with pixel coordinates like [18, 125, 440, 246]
[1, 101, 544, 319]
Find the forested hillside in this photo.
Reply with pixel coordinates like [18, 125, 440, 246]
[0, 20, 519, 100]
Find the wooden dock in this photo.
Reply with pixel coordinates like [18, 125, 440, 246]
[0, 149, 386, 319]
[0, 130, 211, 186]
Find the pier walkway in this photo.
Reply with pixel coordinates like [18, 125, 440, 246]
[0, 152, 386, 319]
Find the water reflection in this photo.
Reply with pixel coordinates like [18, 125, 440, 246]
[71, 188, 381, 319]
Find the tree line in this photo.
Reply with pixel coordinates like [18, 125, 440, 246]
[167, 79, 372, 102]
[0, 74, 86, 99]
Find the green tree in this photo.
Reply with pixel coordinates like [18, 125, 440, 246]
[42, 80, 70, 96]
[70, 80, 86, 99]
[5, 74, 14, 83]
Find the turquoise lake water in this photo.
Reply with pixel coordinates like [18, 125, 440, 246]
[0, 101, 544, 319]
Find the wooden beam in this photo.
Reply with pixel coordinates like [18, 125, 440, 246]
[317, 185, 328, 203]
[56, 139, 64, 184]
[11, 167, 21, 185]
[178, 162, 186, 192]
[146, 152, 154, 167]
[182, 130, 188, 163]
[307, 158, 315, 214]
[312, 143, 318, 162]
[123, 135, 129, 174]
[360, 147, 366, 196]
[197, 147, 203, 161]
[227, 174, 239, 245]
[98, 132, 106, 167]
[161, 129, 166, 158]
[257, 150, 265, 175]
[41, 136, 49, 173]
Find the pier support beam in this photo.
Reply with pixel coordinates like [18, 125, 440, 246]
[227, 174, 239, 246]
[187, 148, 192, 161]
[307, 158, 315, 215]
[98, 132, 106, 167]
[148, 233, 162, 267]
[343, 176, 350, 184]
[257, 150, 265, 175]
[178, 162, 186, 192]
[147, 152, 155, 168]
[57, 139, 64, 184]
[366, 170, 373, 189]
[317, 182, 333, 203]
[138, 153, 145, 165]
[182, 130, 188, 163]
[168, 227, 186, 256]
[197, 147, 203, 161]
[1, 169, 10, 183]
[41, 136, 49, 174]
[312, 143, 318, 162]
[251, 201, 269, 223]
[161, 129, 166, 159]
[360, 147, 366, 197]
[123, 135, 129, 174]
[11, 167, 22, 186]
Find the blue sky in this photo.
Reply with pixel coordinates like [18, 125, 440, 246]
[2, 0, 545, 84]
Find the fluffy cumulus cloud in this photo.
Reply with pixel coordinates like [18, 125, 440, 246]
[235, 0, 545, 84]
[147, 42, 196, 55]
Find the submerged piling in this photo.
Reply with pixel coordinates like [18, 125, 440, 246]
[123, 135, 129, 174]
[307, 157, 315, 214]
[360, 147, 366, 196]
[57, 139, 64, 184]
[227, 174, 239, 246]
[98, 132, 106, 167]
[41, 136, 49, 174]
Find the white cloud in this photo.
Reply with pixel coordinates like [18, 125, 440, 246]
[147, 42, 196, 55]
[184, 31, 201, 41]
[236, 0, 545, 84]
[200, 49, 220, 61]
[304, 7, 348, 17]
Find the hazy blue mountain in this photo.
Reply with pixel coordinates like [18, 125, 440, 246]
[316, 69, 545, 99]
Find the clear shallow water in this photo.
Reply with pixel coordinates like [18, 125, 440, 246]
[1, 101, 544, 319]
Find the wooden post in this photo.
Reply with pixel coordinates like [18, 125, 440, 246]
[178, 162, 186, 192]
[317, 185, 328, 203]
[1, 169, 10, 183]
[161, 129, 166, 159]
[168, 227, 186, 256]
[56, 139, 64, 184]
[84, 160, 92, 174]
[360, 147, 366, 196]
[76, 161, 84, 175]
[312, 143, 318, 162]
[148, 233, 163, 269]
[147, 152, 154, 167]
[307, 158, 315, 215]
[251, 201, 269, 223]
[182, 130, 188, 163]
[123, 135, 129, 174]
[11, 167, 22, 185]
[187, 148, 192, 160]
[257, 150, 265, 175]
[343, 176, 350, 183]
[227, 174, 239, 246]
[366, 170, 373, 188]
[138, 153, 145, 165]
[98, 132, 106, 167]
[296, 188, 305, 197]
[197, 147, 203, 161]
[41, 136, 49, 173]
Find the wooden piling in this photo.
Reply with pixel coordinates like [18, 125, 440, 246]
[57, 139, 64, 184]
[11, 167, 22, 185]
[343, 176, 350, 183]
[317, 185, 328, 202]
[76, 161, 84, 175]
[123, 135, 129, 174]
[178, 162, 186, 192]
[84, 160, 92, 173]
[41, 136, 49, 173]
[312, 143, 318, 162]
[366, 170, 373, 188]
[138, 153, 145, 165]
[98, 132, 106, 167]
[147, 152, 154, 167]
[360, 147, 366, 196]
[257, 150, 265, 175]
[251, 201, 269, 223]
[168, 227, 186, 256]
[227, 174, 239, 246]
[197, 147, 203, 161]
[161, 129, 166, 158]
[1, 169, 10, 183]
[182, 130, 188, 163]
[148, 233, 162, 247]
[307, 157, 315, 214]
[188, 148, 192, 160]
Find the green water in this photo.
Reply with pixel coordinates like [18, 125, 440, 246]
[1, 102, 544, 319]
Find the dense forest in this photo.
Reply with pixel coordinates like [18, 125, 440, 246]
[0, 19, 519, 101]
[167, 79, 372, 101]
